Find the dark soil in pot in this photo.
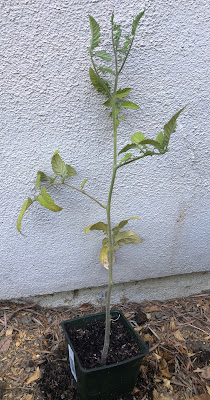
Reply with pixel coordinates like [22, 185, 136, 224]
[66, 316, 141, 368]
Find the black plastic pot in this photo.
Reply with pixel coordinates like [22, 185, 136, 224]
[61, 310, 149, 399]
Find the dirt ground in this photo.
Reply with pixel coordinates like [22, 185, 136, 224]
[0, 291, 210, 400]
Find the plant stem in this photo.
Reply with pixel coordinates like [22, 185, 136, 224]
[63, 183, 106, 209]
[101, 28, 118, 365]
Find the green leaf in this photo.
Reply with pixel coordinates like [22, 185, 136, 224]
[119, 116, 125, 121]
[102, 237, 108, 246]
[163, 107, 186, 147]
[85, 222, 108, 234]
[35, 170, 48, 189]
[155, 131, 164, 146]
[98, 66, 116, 76]
[131, 10, 145, 36]
[89, 67, 110, 95]
[89, 15, 100, 51]
[131, 132, 145, 143]
[38, 188, 62, 212]
[51, 152, 76, 179]
[112, 217, 140, 234]
[118, 143, 139, 155]
[116, 88, 131, 99]
[114, 230, 142, 246]
[139, 139, 161, 149]
[81, 178, 88, 189]
[17, 198, 33, 235]
[121, 101, 139, 109]
[103, 99, 112, 107]
[95, 51, 112, 61]
[119, 153, 132, 164]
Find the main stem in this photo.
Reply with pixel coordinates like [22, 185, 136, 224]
[101, 40, 118, 364]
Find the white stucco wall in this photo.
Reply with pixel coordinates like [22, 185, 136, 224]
[0, 0, 209, 300]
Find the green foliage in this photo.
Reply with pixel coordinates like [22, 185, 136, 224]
[17, 198, 33, 235]
[139, 139, 161, 149]
[81, 179, 88, 189]
[95, 51, 112, 61]
[163, 107, 186, 148]
[51, 151, 76, 179]
[38, 188, 62, 212]
[89, 15, 100, 51]
[131, 10, 145, 36]
[85, 222, 108, 234]
[119, 153, 132, 164]
[116, 88, 131, 99]
[131, 132, 145, 143]
[98, 66, 116, 76]
[35, 171, 49, 189]
[89, 67, 110, 95]
[121, 101, 139, 109]
[118, 143, 139, 155]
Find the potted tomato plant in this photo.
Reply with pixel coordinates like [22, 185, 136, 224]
[17, 11, 185, 399]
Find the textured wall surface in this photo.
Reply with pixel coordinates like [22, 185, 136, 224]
[0, 0, 209, 300]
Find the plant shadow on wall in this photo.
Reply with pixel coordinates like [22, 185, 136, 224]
[17, 10, 186, 400]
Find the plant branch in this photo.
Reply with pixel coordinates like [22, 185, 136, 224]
[118, 36, 134, 75]
[117, 151, 163, 169]
[63, 182, 106, 209]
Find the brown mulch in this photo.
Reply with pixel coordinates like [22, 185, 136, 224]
[0, 291, 210, 400]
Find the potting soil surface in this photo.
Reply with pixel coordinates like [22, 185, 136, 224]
[0, 291, 210, 400]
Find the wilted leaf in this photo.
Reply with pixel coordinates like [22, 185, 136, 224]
[89, 15, 100, 51]
[38, 188, 62, 212]
[99, 245, 115, 269]
[6, 328, 13, 337]
[174, 330, 185, 342]
[0, 336, 11, 353]
[85, 222, 108, 234]
[99, 245, 109, 269]
[17, 198, 33, 234]
[112, 217, 140, 234]
[121, 100, 139, 109]
[114, 230, 142, 247]
[26, 367, 41, 385]
[170, 317, 176, 331]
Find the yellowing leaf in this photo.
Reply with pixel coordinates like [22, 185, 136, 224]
[17, 197, 33, 234]
[6, 328, 13, 337]
[26, 367, 41, 385]
[174, 330, 185, 342]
